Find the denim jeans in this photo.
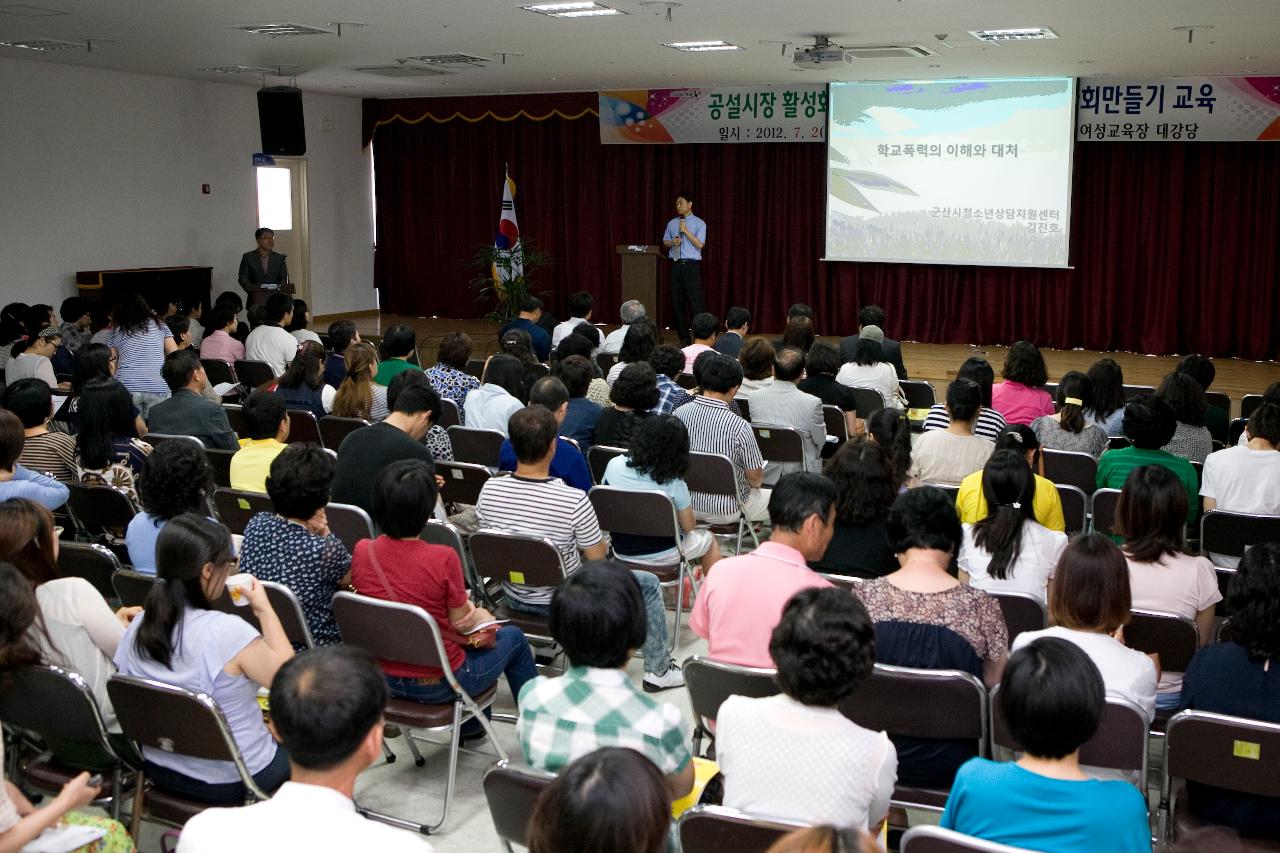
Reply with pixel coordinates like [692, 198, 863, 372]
[144, 744, 290, 805]
[386, 624, 538, 706]
[507, 569, 671, 674]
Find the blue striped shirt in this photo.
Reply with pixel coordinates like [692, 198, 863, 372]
[673, 397, 764, 517]
[107, 321, 172, 396]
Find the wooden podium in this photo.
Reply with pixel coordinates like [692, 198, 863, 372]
[616, 245, 662, 332]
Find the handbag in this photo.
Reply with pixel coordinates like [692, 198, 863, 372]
[364, 538, 500, 650]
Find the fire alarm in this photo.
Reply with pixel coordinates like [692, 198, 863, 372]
[201, 184, 210, 194]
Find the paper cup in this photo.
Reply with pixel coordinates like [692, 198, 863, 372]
[225, 573, 254, 606]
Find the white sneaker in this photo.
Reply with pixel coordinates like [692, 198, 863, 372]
[643, 662, 685, 693]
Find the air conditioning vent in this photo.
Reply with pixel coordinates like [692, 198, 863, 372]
[202, 64, 279, 75]
[844, 44, 935, 59]
[402, 53, 491, 67]
[233, 22, 333, 37]
[356, 65, 452, 78]
[0, 36, 83, 50]
[969, 28, 1058, 43]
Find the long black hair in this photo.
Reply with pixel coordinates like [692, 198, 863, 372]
[75, 379, 137, 469]
[973, 450, 1038, 580]
[277, 340, 325, 391]
[1055, 371, 1094, 434]
[72, 343, 114, 393]
[482, 354, 527, 401]
[112, 293, 161, 337]
[0, 561, 51, 679]
[1087, 357, 1125, 422]
[867, 408, 912, 490]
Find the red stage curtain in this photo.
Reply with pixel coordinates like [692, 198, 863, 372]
[366, 94, 1280, 360]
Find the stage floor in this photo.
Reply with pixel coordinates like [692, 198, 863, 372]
[334, 313, 1280, 418]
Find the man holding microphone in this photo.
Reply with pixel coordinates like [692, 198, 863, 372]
[663, 192, 707, 347]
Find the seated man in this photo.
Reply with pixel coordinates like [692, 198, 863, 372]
[498, 376, 591, 492]
[600, 299, 645, 355]
[649, 345, 694, 416]
[549, 358, 603, 456]
[681, 312, 719, 374]
[840, 305, 908, 380]
[551, 290, 594, 349]
[747, 346, 826, 484]
[673, 354, 768, 524]
[517, 563, 695, 799]
[177, 646, 432, 852]
[713, 306, 750, 357]
[1096, 394, 1198, 525]
[910, 379, 994, 485]
[330, 373, 437, 512]
[324, 319, 360, 388]
[477, 406, 683, 691]
[498, 295, 551, 362]
[230, 391, 290, 493]
[243, 292, 298, 377]
[690, 472, 835, 667]
[147, 349, 239, 450]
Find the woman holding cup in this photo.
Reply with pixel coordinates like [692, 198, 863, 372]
[114, 514, 294, 804]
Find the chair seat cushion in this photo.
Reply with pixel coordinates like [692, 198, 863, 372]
[385, 683, 498, 730]
[494, 604, 551, 638]
[25, 756, 123, 796]
[146, 786, 208, 826]
[615, 560, 681, 583]
[1173, 789, 1280, 851]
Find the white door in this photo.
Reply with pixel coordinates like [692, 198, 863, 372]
[255, 158, 310, 304]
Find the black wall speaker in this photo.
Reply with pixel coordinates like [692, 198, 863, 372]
[257, 86, 306, 156]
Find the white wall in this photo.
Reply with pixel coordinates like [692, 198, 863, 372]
[0, 57, 374, 316]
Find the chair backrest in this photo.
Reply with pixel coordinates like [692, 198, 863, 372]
[204, 447, 234, 488]
[899, 380, 937, 408]
[57, 541, 122, 600]
[143, 433, 205, 450]
[838, 663, 987, 749]
[212, 487, 274, 535]
[1107, 435, 1131, 451]
[468, 530, 568, 591]
[261, 580, 315, 648]
[849, 387, 885, 419]
[900, 825, 1037, 852]
[482, 762, 556, 848]
[111, 569, 156, 607]
[1204, 390, 1231, 412]
[1049, 483, 1086, 535]
[284, 409, 322, 445]
[1241, 394, 1264, 420]
[819, 572, 865, 594]
[464, 357, 486, 379]
[991, 686, 1147, 779]
[928, 482, 961, 503]
[1200, 510, 1280, 560]
[233, 359, 275, 390]
[1090, 488, 1122, 535]
[0, 665, 132, 767]
[1164, 710, 1280, 800]
[435, 460, 493, 506]
[222, 403, 248, 438]
[437, 397, 461, 429]
[735, 396, 751, 423]
[317, 415, 368, 451]
[447, 425, 506, 468]
[1124, 609, 1199, 672]
[107, 674, 268, 800]
[678, 805, 809, 853]
[683, 656, 779, 734]
[420, 519, 468, 568]
[586, 444, 628, 485]
[325, 502, 375, 553]
[750, 425, 805, 466]
[1227, 417, 1248, 447]
[200, 358, 236, 387]
[595, 352, 619, 373]
[590, 486, 681, 543]
[822, 405, 848, 445]
[683, 451, 739, 499]
[1122, 384, 1155, 400]
[1041, 449, 1098, 495]
[676, 372, 697, 390]
[330, 591, 450, 672]
[65, 482, 138, 539]
[989, 591, 1048, 648]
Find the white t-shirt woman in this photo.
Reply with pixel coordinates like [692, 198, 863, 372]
[959, 521, 1068, 605]
[835, 361, 901, 409]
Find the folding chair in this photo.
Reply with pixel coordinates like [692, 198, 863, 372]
[212, 487, 273, 535]
[899, 379, 937, 409]
[736, 396, 751, 423]
[1042, 449, 1098, 495]
[142, 433, 205, 450]
[1227, 417, 1248, 447]
[1043, 382, 1059, 402]
[284, 409, 322, 445]
[203, 447, 234, 488]
[900, 825, 1036, 852]
[676, 372, 697, 390]
[1240, 394, 1264, 420]
[1056, 483, 1088, 535]
[483, 761, 556, 853]
[1090, 487, 1122, 535]
[595, 351, 619, 373]
[232, 359, 275, 390]
[467, 530, 567, 646]
[208, 579, 316, 649]
[330, 591, 507, 834]
[64, 482, 138, 558]
[56, 541, 122, 600]
[989, 591, 1047, 648]
[435, 460, 493, 506]
[447, 425, 506, 468]
[107, 674, 270, 833]
[464, 357, 486, 379]
[838, 663, 988, 813]
[678, 804, 809, 853]
[318, 415, 368, 450]
[221, 403, 248, 438]
[929, 483, 961, 503]
[1204, 391, 1231, 413]
[1122, 384, 1155, 400]
[682, 655, 779, 756]
[199, 359, 236, 388]
[850, 387, 885, 419]
[1201, 510, 1280, 565]
[422, 519, 498, 608]
[586, 444, 627, 485]
[111, 569, 156, 607]
[821, 404, 849, 458]
[1123, 609, 1198, 734]
[325, 501, 375, 553]
[750, 424, 805, 470]
[1107, 435, 1131, 451]
[1160, 710, 1280, 846]
[437, 397, 461, 429]
[684, 451, 760, 553]
[0, 665, 140, 821]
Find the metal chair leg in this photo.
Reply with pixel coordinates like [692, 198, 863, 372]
[381, 740, 397, 764]
[404, 732, 426, 767]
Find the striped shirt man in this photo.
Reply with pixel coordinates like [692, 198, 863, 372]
[673, 396, 765, 518]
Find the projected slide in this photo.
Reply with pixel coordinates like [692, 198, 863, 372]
[826, 78, 1076, 268]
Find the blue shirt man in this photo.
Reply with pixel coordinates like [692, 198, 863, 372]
[499, 437, 592, 493]
[499, 297, 552, 361]
[662, 193, 708, 346]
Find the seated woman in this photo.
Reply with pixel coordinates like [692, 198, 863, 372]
[350, 460, 536, 714]
[330, 341, 388, 422]
[275, 340, 334, 420]
[0, 409, 68, 510]
[958, 450, 1067, 605]
[1156, 371, 1214, 464]
[718, 587, 896, 830]
[1181, 542, 1280, 840]
[1032, 371, 1108, 458]
[606, 322, 657, 386]
[781, 315, 815, 354]
[424, 331, 480, 423]
[835, 329, 900, 409]
[736, 337, 774, 398]
[373, 324, 420, 387]
[855, 487, 1007, 789]
[595, 363, 659, 449]
[73, 378, 152, 501]
[463, 354, 526, 436]
[126, 439, 214, 574]
[1084, 356, 1127, 437]
[114, 515, 293, 804]
[922, 356, 1007, 441]
[6, 323, 67, 390]
[1014, 534, 1157, 723]
[811, 439, 898, 578]
[285, 298, 322, 345]
[990, 341, 1053, 426]
[956, 425, 1066, 533]
[940, 637, 1152, 853]
[1116, 464, 1219, 710]
[601, 415, 720, 575]
[909, 379, 993, 486]
[865, 408, 916, 492]
[7, 378, 78, 483]
[240, 444, 351, 647]
[501, 328, 548, 401]
[797, 342, 859, 438]
[60, 343, 147, 439]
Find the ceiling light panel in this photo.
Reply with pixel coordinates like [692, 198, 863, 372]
[202, 64, 278, 74]
[523, 3, 626, 18]
[664, 40, 742, 52]
[233, 22, 333, 37]
[0, 36, 83, 49]
[969, 28, 1058, 42]
[402, 53, 491, 66]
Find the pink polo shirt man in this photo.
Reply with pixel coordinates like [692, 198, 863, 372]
[689, 540, 833, 667]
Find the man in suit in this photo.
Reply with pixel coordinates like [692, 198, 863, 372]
[839, 305, 908, 379]
[237, 227, 293, 307]
[146, 349, 239, 450]
[714, 306, 751, 357]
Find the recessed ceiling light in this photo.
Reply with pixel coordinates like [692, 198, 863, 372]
[522, 2, 625, 18]
[968, 27, 1058, 42]
[664, 39, 742, 52]
[0, 4, 69, 17]
[1077, 59, 1094, 64]
[233, 22, 332, 37]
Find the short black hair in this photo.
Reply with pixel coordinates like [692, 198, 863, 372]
[690, 312, 719, 341]
[529, 376, 569, 412]
[269, 646, 388, 771]
[436, 331, 472, 369]
[214, 291, 244, 313]
[804, 341, 840, 378]
[567, 291, 594, 318]
[527, 748, 670, 853]
[254, 227, 274, 239]
[285, 299, 310, 333]
[609, 363, 660, 411]
[946, 377, 982, 422]
[519, 295, 544, 314]
[956, 357, 996, 407]
[327, 320, 359, 354]
[648, 345, 685, 380]
[205, 305, 235, 333]
[378, 324, 416, 360]
[552, 355, 593, 398]
[386, 370, 442, 421]
[859, 305, 887, 329]
[246, 303, 267, 330]
[1156, 371, 1207, 427]
[570, 321, 600, 348]
[137, 439, 213, 521]
[1001, 340, 1048, 387]
[510, 406, 558, 464]
[698, 354, 743, 394]
[242, 391, 288, 440]
[771, 587, 876, 706]
[263, 292, 294, 324]
[0, 410, 21, 470]
[1247, 402, 1280, 446]
[549, 562, 646, 668]
[266, 443, 334, 520]
[787, 303, 813, 320]
[160, 348, 201, 392]
[725, 306, 751, 329]
[1121, 395, 1177, 449]
[886, 486, 962, 555]
[60, 296, 90, 322]
[773, 347, 805, 383]
[768, 472, 837, 533]
[739, 338, 775, 382]
[164, 314, 190, 344]
[371, 459, 436, 538]
[1176, 354, 1216, 392]
[676, 191, 694, 205]
[999, 637, 1105, 759]
[3, 379, 52, 428]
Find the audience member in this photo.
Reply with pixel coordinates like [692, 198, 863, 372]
[274, 340, 332, 419]
[714, 306, 750, 357]
[749, 347, 825, 482]
[373, 324, 421, 386]
[244, 292, 298, 378]
[1013, 534, 1156, 723]
[330, 375, 437, 511]
[1116, 464, 1219, 709]
[552, 354, 602, 452]
[127, 439, 214, 573]
[923, 357, 1008, 440]
[58, 296, 93, 353]
[241, 444, 351, 646]
[681, 312, 719, 373]
[990, 341, 1053, 425]
[1239, 381, 1280, 444]
[115, 515, 293, 804]
[330, 341, 388, 422]
[199, 305, 245, 366]
[73, 379, 150, 501]
[424, 331, 479, 422]
[497, 376, 592, 492]
[499, 326, 544, 399]
[648, 344, 694, 415]
[959, 450, 1067, 605]
[517, 564, 694, 794]
[736, 337, 775, 397]
[230, 391, 290, 493]
[595, 362, 659, 448]
[1084, 356, 1127, 436]
[718, 587, 895, 830]
[498, 296, 551, 361]
[865, 408, 915, 491]
[147, 349, 239, 450]
[1201, 403, 1280, 566]
[1181, 542, 1280, 840]
[940, 638, 1151, 853]
[60, 342, 147, 439]
[957, 424, 1066, 532]
[607, 321, 657, 385]
[551, 290, 594, 348]
[1032, 371, 1108, 458]
[781, 315, 816, 354]
[856, 487, 1007, 788]
[810, 439, 898, 578]
[105, 293, 177, 418]
[691, 473, 836, 665]
[601, 299, 647, 354]
[165, 313, 193, 351]
[835, 327, 900, 408]
[322, 319, 360, 388]
[6, 379, 77, 482]
[285, 298, 321, 345]
[1096, 395, 1198, 524]
[1176, 354, 1229, 444]
[553, 331, 611, 405]
[463, 354, 525, 436]
[797, 342, 859, 437]
[910, 379, 994, 485]
[6, 324, 66, 389]
[840, 306, 908, 379]
[1156, 371, 1214, 463]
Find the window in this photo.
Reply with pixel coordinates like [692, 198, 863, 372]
[256, 167, 292, 230]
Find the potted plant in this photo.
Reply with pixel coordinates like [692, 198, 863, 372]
[466, 240, 553, 323]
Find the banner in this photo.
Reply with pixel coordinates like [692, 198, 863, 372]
[1076, 77, 1280, 141]
[599, 85, 827, 144]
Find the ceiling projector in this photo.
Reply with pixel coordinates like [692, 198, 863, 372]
[792, 45, 851, 68]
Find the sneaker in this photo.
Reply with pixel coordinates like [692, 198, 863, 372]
[643, 662, 685, 693]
